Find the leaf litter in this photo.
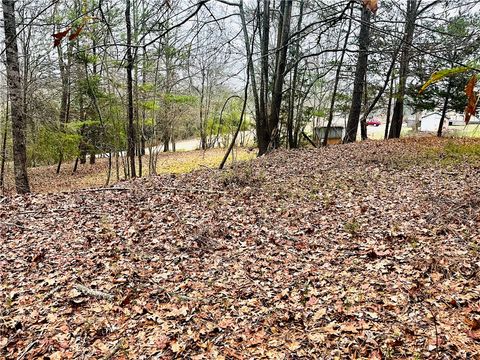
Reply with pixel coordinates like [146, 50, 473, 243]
[0, 137, 479, 359]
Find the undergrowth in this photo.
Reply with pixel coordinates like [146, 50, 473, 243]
[222, 163, 265, 187]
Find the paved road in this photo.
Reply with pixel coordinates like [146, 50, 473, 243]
[147, 131, 256, 153]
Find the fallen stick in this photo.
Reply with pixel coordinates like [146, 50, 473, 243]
[18, 208, 71, 215]
[2, 221, 27, 229]
[16, 340, 38, 360]
[43, 285, 62, 301]
[79, 187, 130, 193]
[155, 186, 226, 195]
[104, 339, 124, 360]
[74, 283, 114, 301]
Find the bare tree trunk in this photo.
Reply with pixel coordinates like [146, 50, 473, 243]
[437, 80, 452, 137]
[219, 74, 249, 170]
[362, 47, 399, 131]
[239, 0, 266, 155]
[78, 59, 86, 166]
[199, 68, 207, 150]
[258, 0, 269, 152]
[389, 0, 417, 139]
[105, 152, 112, 186]
[0, 101, 8, 191]
[126, 0, 136, 177]
[56, 153, 63, 174]
[56, 41, 72, 174]
[163, 132, 170, 152]
[286, 0, 304, 149]
[268, 0, 293, 149]
[343, 6, 371, 143]
[133, 4, 143, 178]
[2, 0, 30, 194]
[323, 4, 353, 147]
[72, 157, 79, 173]
[360, 73, 368, 141]
[384, 75, 395, 139]
[115, 152, 120, 181]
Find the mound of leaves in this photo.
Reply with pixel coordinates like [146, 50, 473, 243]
[1, 137, 479, 359]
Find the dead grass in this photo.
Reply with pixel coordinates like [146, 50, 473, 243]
[2, 147, 255, 194]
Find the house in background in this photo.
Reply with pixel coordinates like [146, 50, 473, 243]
[420, 112, 449, 132]
[448, 112, 479, 126]
[314, 126, 344, 145]
[448, 112, 465, 126]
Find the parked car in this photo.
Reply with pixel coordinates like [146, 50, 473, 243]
[367, 118, 381, 127]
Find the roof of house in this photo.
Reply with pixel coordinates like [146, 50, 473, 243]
[421, 112, 450, 120]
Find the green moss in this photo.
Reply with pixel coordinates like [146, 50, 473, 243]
[344, 219, 361, 236]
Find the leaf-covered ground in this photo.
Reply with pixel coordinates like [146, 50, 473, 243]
[1, 137, 479, 359]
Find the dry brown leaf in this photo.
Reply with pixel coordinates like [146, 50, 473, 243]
[464, 317, 480, 331]
[465, 75, 478, 124]
[363, 0, 378, 13]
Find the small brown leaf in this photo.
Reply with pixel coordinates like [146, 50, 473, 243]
[363, 0, 378, 13]
[53, 28, 70, 39]
[464, 75, 478, 124]
[465, 317, 480, 331]
[171, 340, 182, 353]
[53, 28, 71, 47]
[120, 289, 134, 306]
[341, 322, 359, 333]
[69, 25, 84, 41]
[155, 335, 170, 350]
[467, 330, 480, 340]
[369, 350, 383, 360]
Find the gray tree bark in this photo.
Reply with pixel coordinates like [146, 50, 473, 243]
[0, 100, 8, 191]
[323, 4, 353, 147]
[388, 0, 417, 139]
[2, 0, 30, 193]
[437, 79, 452, 137]
[343, 6, 371, 143]
[126, 0, 136, 177]
[268, 0, 293, 150]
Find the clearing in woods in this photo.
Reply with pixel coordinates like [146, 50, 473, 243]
[1, 148, 255, 194]
[1, 137, 480, 358]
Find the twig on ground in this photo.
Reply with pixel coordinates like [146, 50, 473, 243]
[79, 187, 130, 193]
[104, 339, 124, 360]
[2, 221, 27, 229]
[74, 283, 114, 301]
[17, 206, 80, 215]
[155, 186, 226, 195]
[43, 286, 62, 301]
[16, 340, 38, 360]
[425, 302, 440, 357]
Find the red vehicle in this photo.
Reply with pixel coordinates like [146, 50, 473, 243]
[366, 118, 381, 127]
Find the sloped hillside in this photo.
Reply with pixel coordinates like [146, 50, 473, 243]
[1, 137, 480, 359]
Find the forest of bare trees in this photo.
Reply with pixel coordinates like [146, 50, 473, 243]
[0, 0, 479, 193]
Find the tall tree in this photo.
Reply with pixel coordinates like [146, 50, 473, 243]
[2, 0, 30, 193]
[343, 4, 372, 143]
[388, 0, 417, 139]
[267, 0, 293, 151]
[323, 3, 353, 146]
[125, 0, 136, 177]
[0, 100, 8, 191]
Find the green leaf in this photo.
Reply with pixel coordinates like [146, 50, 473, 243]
[419, 66, 471, 93]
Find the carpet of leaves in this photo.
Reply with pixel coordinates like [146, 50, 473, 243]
[1, 137, 480, 359]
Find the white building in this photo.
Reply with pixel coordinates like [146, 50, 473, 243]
[420, 112, 449, 132]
